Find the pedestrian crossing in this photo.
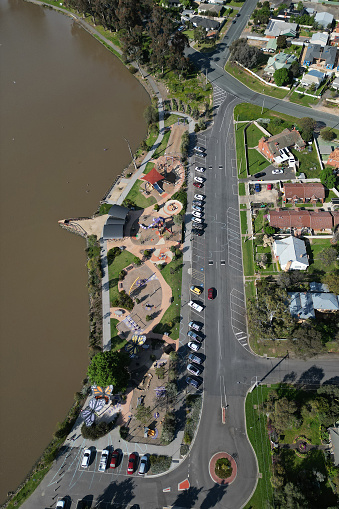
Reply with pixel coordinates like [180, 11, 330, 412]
[213, 84, 228, 111]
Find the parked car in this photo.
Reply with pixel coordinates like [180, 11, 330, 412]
[110, 450, 120, 469]
[187, 330, 201, 341]
[187, 363, 202, 376]
[192, 229, 203, 236]
[138, 455, 149, 475]
[192, 210, 203, 218]
[186, 375, 200, 388]
[190, 285, 203, 295]
[193, 200, 203, 207]
[192, 223, 204, 230]
[56, 502, 65, 509]
[98, 449, 110, 472]
[235, 13, 240, 17]
[81, 449, 92, 468]
[194, 194, 204, 201]
[188, 341, 201, 352]
[188, 352, 203, 364]
[267, 183, 272, 190]
[192, 204, 203, 212]
[189, 321, 202, 331]
[193, 182, 203, 188]
[193, 217, 203, 223]
[254, 183, 261, 192]
[127, 453, 137, 475]
[272, 169, 283, 175]
[254, 172, 265, 178]
[208, 288, 215, 300]
[188, 301, 204, 312]
[194, 176, 204, 184]
[195, 166, 205, 173]
[194, 146, 205, 154]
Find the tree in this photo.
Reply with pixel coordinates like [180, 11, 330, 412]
[320, 166, 337, 189]
[321, 128, 336, 141]
[289, 324, 324, 359]
[87, 350, 130, 391]
[229, 39, 262, 69]
[145, 315, 152, 321]
[319, 247, 337, 266]
[134, 256, 142, 265]
[173, 214, 184, 225]
[323, 270, 339, 294]
[276, 35, 287, 49]
[161, 412, 176, 444]
[135, 405, 152, 425]
[143, 105, 158, 126]
[297, 117, 315, 142]
[193, 26, 206, 44]
[275, 482, 308, 508]
[289, 60, 300, 79]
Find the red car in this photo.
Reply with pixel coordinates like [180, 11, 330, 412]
[127, 453, 137, 475]
[193, 182, 203, 188]
[208, 288, 215, 300]
[110, 450, 120, 469]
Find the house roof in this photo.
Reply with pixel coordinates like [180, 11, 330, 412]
[310, 32, 329, 46]
[333, 211, 339, 226]
[309, 282, 330, 293]
[307, 69, 325, 79]
[274, 236, 309, 269]
[315, 11, 334, 28]
[191, 16, 220, 30]
[265, 20, 298, 37]
[328, 148, 339, 168]
[260, 128, 305, 158]
[108, 204, 129, 220]
[269, 209, 333, 229]
[264, 52, 297, 72]
[198, 4, 221, 14]
[266, 38, 278, 50]
[141, 167, 165, 185]
[304, 44, 322, 62]
[289, 292, 315, 319]
[329, 427, 339, 466]
[311, 292, 339, 311]
[333, 77, 339, 87]
[321, 46, 337, 67]
[283, 183, 325, 201]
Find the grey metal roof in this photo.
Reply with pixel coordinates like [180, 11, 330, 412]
[315, 11, 333, 28]
[289, 292, 315, 320]
[106, 217, 125, 225]
[304, 43, 322, 62]
[191, 16, 220, 30]
[274, 236, 309, 270]
[309, 282, 330, 293]
[108, 204, 129, 220]
[102, 223, 124, 240]
[311, 292, 339, 311]
[329, 427, 339, 465]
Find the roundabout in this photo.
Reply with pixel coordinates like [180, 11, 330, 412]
[209, 452, 237, 485]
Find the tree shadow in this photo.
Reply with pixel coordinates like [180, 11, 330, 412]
[322, 376, 339, 386]
[171, 486, 202, 508]
[96, 477, 135, 507]
[282, 371, 297, 383]
[200, 483, 228, 509]
[297, 366, 324, 389]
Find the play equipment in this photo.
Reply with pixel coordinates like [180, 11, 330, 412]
[139, 216, 165, 229]
[129, 273, 156, 295]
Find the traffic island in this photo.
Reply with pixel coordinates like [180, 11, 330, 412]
[209, 452, 237, 485]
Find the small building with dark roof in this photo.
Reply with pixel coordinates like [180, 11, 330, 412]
[102, 204, 129, 240]
[191, 16, 221, 31]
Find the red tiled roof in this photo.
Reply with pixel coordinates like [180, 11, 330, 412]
[327, 148, 339, 168]
[269, 209, 333, 229]
[284, 183, 325, 200]
[141, 167, 165, 185]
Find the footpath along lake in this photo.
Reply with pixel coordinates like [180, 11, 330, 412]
[0, 0, 149, 501]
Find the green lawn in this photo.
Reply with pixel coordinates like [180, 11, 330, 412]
[240, 210, 248, 234]
[290, 146, 321, 178]
[246, 124, 265, 148]
[235, 123, 247, 178]
[234, 103, 295, 126]
[245, 280, 256, 300]
[144, 162, 154, 174]
[253, 209, 265, 234]
[124, 180, 157, 209]
[225, 0, 245, 6]
[108, 250, 136, 304]
[308, 239, 338, 273]
[153, 130, 171, 159]
[239, 182, 246, 196]
[153, 256, 183, 340]
[247, 148, 270, 175]
[244, 386, 274, 509]
[325, 189, 337, 203]
[242, 238, 255, 276]
[164, 114, 180, 127]
[289, 91, 319, 107]
[225, 62, 289, 100]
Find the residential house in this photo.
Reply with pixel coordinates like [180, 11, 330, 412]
[181, 9, 195, 21]
[328, 425, 339, 466]
[264, 52, 298, 75]
[283, 182, 325, 204]
[198, 4, 222, 16]
[206, 0, 225, 4]
[163, 0, 182, 6]
[310, 32, 329, 47]
[314, 11, 334, 29]
[332, 77, 339, 90]
[268, 209, 334, 232]
[303, 44, 337, 69]
[273, 236, 309, 271]
[301, 69, 325, 88]
[258, 128, 305, 162]
[265, 20, 298, 38]
[265, 38, 278, 52]
[191, 16, 221, 31]
[289, 290, 339, 319]
[327, 148, 339, 168]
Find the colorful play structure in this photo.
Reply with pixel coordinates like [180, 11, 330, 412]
[139, 216, 165, 229]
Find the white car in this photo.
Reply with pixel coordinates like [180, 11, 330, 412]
[194, 176, 204, 183]
[81, 448, 92, 468]
[98, 449, 110, 472]
[188, 300, 204, 312]
[56, 502, 65, 509]
[187, 363, 202, 376]
[194, 194, 204, 201]
[272, 169, 284, 175]
[192, 204, 202, 212]
[195, 166, 205, 173]
[192, 211, 203, 218]
[194, 146, 205, 154]
[188, 341, 201, 352]
[193, 217, 203, 224]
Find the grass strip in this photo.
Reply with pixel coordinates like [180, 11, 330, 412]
[235, 123, 247, 178]
[242, 238, 255, 276]
[108, 250, 136, 304]
[124, 180, 157, 209]
[239, 182, 246, 196]
[240, 210, 248, 234]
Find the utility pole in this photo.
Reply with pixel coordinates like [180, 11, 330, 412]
[261, 91, 265, 114]
[123, 137, 137, 172]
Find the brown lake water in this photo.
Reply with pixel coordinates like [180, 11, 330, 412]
[0, 0, 149, 501]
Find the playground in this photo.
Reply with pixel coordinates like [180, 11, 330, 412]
[138, 155, 184, 203]
[129, 211, 181, 247]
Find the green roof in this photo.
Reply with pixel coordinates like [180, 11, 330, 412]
[266, 39, 277, 50]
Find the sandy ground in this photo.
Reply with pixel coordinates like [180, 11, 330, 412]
[165, 123, 187, 157]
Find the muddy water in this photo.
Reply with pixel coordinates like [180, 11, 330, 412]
[0, 0, 149, 500]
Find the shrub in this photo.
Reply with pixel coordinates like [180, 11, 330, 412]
[161, 413, 176, 444]
[134, 256, 142, 265]
[135, 405, 152, 425]
[215, 457, 233, 479]
[120, 425, 129, 440]
[155, 366, 166, 379]
[149, 454, 172, 474]
[145, 315, 152, 321]
[180, 444, 189, 456]
[154, 204, 160, 211]
[81, 421, 110, 440]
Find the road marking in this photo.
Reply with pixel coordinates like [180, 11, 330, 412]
[178, 478, 190, 490]
[163, 487, 171, 492]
